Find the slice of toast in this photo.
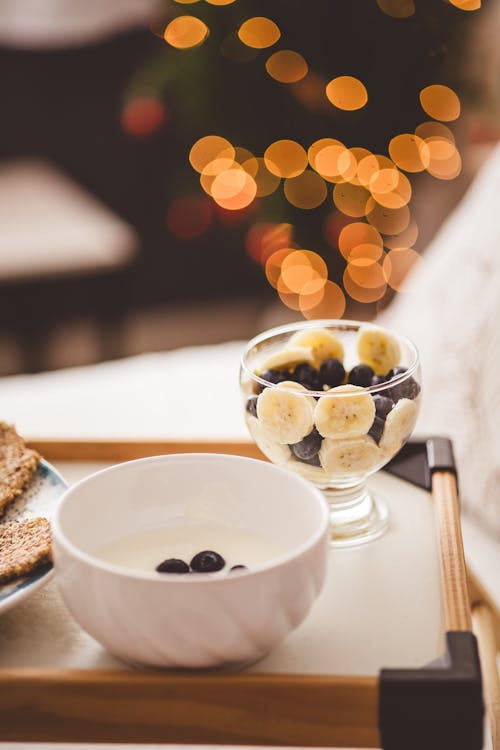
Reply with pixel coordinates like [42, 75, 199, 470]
[0, 422, 40, 517]
[0, 517, 52, 584]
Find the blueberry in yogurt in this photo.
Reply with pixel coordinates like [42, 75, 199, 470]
[319, 358, 345, 388]
[156, 558, 190, 574]
[368, 394, 395, 444]
[348, 364, 374, 388]
[190, 550, 226, 573]
[386, 367, 421, 401]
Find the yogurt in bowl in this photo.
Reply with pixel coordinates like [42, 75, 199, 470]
[52, 453, 329, 669]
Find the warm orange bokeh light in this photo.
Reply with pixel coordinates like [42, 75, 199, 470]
[238, 17, 280, 49]
[166, 196, 212, 239]
[279, 250, 328, 294]
[376, 0, 415, 16]
[265, 247, 294, 288]
[302, 280, 346, 319]
[314, 145, 357, 183]
[210, 168, 257, 210]
[347, 148, 372, 186]
[284, 170, 328, 209]
[347, 259, 386, 289]
[449, 0, 481, 9]
[357, 154, 394, 188]
[121, 98, 165, 136]
[190, 135, 235, 173]
[343, 268, 387, 303]
[338, 222, 383, 260]
[308, 139, 343, 170]
[426, 142, 462, 180]
[371, 170, 412, 210]
[164, 15, 209, 48]
[242, 156, 281, 197]
[384, 221, 419, 250]
[245, 222, 293, 264]
[366, 200, 411, 235]
[415, 121, 455, 143]
[264, 140, 308, 178]
[325, 76, 368, 111]
[419, 85, 461, 122]
[205, 0, 236, 4]
[383, 248, 422, 290]
[389, 134, 431, 173]
[266, 50, 309, 83]
[333, 183, 371, 218]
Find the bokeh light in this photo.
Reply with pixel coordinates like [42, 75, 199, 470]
[371, 169, 412, 210]
[448, 0, 481, 9]
[164, 15, 209, 48]
[426, 140, 462, 180]
[266, 50, 309, 83]
[242, 156, 281, 196]
[238, 17, 280, 49]
[189, 135, 235, 173]
[419, 84, 461, 122]
[384, 221, 419, 250]
[264, 140, 308, 178]
[388, 134, 430, 172]
[325, 76, 368, 111]
[121, 97, 166, 136]
[357, 154, 394, 188]
[210, 168, 257, 210]
[346, 258, 386, 289]
[383, 248, 422, 290]
[343, 268, 387, 303]
[338, 222, 383, 260]
[245, 222, 293, 264]
[376, 0, 415, 17]
[205, 0, 237, 4]
[166, 196, 212, 239]
[333, 183, 371, 217]
[415, 121, 455, 143]
[279, 250, 328, 295]
[301, 280, 346, 319]
[366, 200, 410, 235]
[174, 0, 200, 3]
[314, 144, 357, 183]
[284, 170, 328, 209]
[265, 247, 294, 288]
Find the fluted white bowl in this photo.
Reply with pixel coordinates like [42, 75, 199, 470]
[52, 453, 329, 669]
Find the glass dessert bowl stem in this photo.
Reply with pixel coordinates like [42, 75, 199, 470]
[322, 480, 389, 547]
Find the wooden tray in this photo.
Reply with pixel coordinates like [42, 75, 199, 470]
[0, 437, 486, 750]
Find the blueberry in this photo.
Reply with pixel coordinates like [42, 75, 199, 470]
[371, 375, 387, 387]
[387, 367, 421, 401]
[156, 558, 190, 574]
[292, 363, 321, 391]
[290, 427, 323, 462]
[229, 564, 248, 572]
[260, 369, 289, 385]
[190, 550, 226, 573]
[368, 416, 385, 445]
[368, 395, 395, 444]
[246, 396, 258, 417]
[372, 394, 394, 419]
[348, 364, 375, 387]
[319, 358, 345, 388]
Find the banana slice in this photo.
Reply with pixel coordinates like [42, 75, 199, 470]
[245, 415, 291, 465]
[289, 327, 344, 365]
[257, 345, 314, 374]
[379, 398, 417, 456]
[319, 436, 382, 476]
[357, 325, 401, 376]
[314, 384, 375, 439]
[256, 381, 315, 444]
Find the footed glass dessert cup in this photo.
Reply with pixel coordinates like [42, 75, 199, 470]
[240, 319, 421, 547]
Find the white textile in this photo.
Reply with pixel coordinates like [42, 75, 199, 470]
[379, 144, 500, 539]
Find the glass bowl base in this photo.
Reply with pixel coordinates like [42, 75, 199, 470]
[323, 484, 390, 548]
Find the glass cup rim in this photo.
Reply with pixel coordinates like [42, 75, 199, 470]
[240, 318, 420, 397]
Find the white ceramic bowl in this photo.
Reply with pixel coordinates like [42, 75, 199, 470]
[52, 453, 330, 669]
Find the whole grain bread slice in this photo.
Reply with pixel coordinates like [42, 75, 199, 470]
[0, 517, 52, 584]
[0, 422, 40, 517]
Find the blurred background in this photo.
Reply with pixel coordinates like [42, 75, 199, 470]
[0, 0, 496, 375]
